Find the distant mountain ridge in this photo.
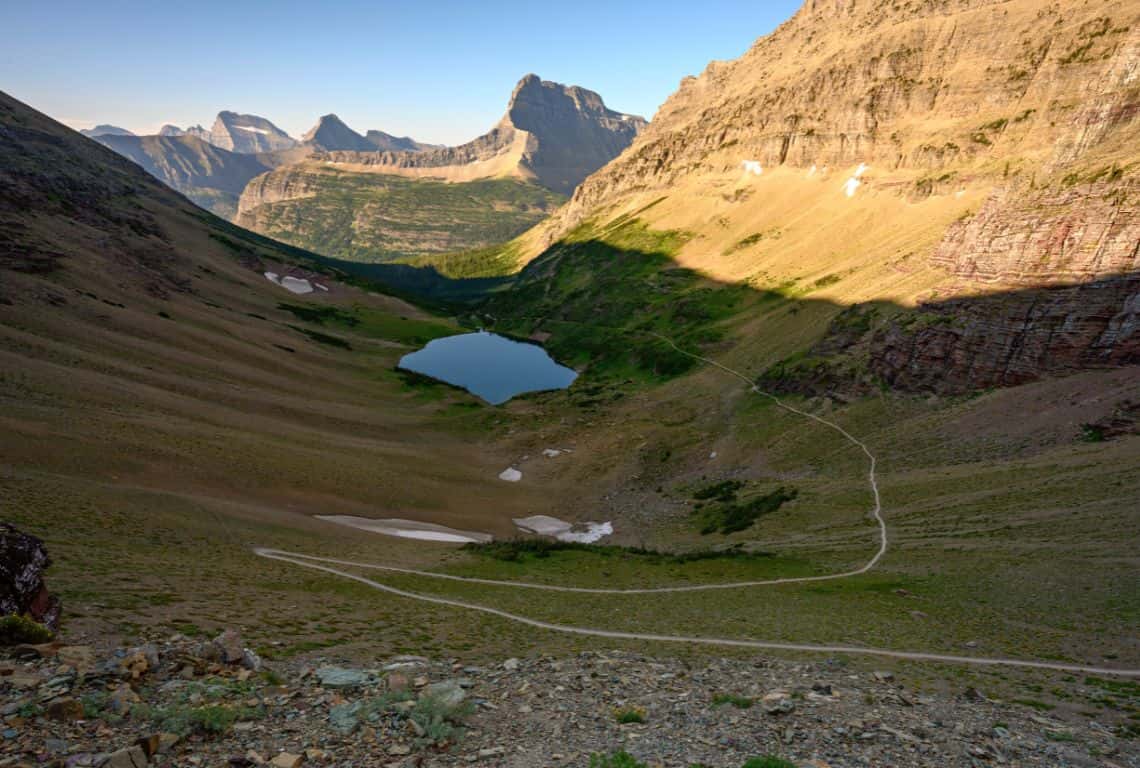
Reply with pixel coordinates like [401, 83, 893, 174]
[300, 114, 375, 152]
[308, 74, 648, 195]
[93, 133, 271, 219]
[79, 124, 134, 138]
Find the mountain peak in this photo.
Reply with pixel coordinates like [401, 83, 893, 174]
[210, 112, 295, 154]
[301, 113, 373, 151]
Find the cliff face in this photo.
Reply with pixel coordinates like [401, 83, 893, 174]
[209, 112, 296, 154]
[549, 0, 1139, 234]
[528, 0, 1139, 394]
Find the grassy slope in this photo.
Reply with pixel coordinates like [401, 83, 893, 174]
[239, 166, 565, 263]
[4, 91, 1139, 725]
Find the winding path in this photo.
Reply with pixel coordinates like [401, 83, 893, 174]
[253, 333, 1140, 678]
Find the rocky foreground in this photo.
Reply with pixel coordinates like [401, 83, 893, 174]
[1, 632, 1136, 768]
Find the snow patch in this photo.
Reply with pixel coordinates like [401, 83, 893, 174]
[843, 177, 861, 197]
[264, 272, 313, 294]
[233, 124, 271, 135]
[513, 515, 614, 544]
[542, 449, 562, 458]
[742, 160, 763, 176]
[854, 163, 869, 178]
[807, 164, 817, 178]
[499, 467, 522, 482]
[316, 515, 492, 543]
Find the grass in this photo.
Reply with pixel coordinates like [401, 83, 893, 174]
[242, 169, 565, 264]
[712, 693, 754, 709]
[461, 538, 778, 565]
[485, 217, 752, 381]
[279, 301, 455, 346]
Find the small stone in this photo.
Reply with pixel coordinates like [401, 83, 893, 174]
[120, 651, 149, 679]
[386, 671, 410, 692]
[242, 648, 262, 672]
[57, 646, 96, 673]
[761, 690, 795, 715]
[45, 696, 84, 722]
[316, 666, 373, 689]
[502, 658, 520, 671]
[244, 751, 267, 765]
[105, 746, 149, 768]
[388, 745, 412, 756]
[213, 630, 245, 665]
[423, 679, 467, 708]
[108, 683, 141, 715]
[872, 671, 894, 683]
[269, 753, 304, 768]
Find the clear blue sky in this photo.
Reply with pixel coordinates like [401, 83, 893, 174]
[2, 0, 800, 145]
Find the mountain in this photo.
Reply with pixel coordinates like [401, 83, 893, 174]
[209, 111, 296, 153]
[159, 123, 211, 141]
[300, 113, 375, 151]
[79, 124, 134, 138]
[92, 133, 272, 218]
[364, 129, 436, 152]
[233, 75, 645, 263]
[306, 74, 647, 195]
[500, 0, 1139, 395]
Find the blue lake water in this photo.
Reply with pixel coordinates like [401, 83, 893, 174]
[398, 331, 578, 405]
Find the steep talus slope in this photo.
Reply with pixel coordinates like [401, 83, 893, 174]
[94, 133, 272, 218]
[522, 0, 1139, 394]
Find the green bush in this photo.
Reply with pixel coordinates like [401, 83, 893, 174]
[590, 751, 647, 768]
[408, 693, 475, 748]
[0, 615, 53, 645]
[613, 705, 647, 724]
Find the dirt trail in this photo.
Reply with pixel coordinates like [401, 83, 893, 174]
[253, 333, 1139, 678]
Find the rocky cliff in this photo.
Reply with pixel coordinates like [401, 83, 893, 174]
[524, 0, 1139, 394]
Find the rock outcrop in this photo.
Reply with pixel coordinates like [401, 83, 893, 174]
[0, 523, 60, 631]
[209, 111, 296, 154]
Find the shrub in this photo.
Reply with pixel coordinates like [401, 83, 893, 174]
[590, 751, 647, 768]
[410, 694, 475, 747]
[0, 615, 53, 645]
[613, 705, 647, 724]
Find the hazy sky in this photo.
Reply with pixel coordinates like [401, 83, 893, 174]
[2, 1, 800, 145]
